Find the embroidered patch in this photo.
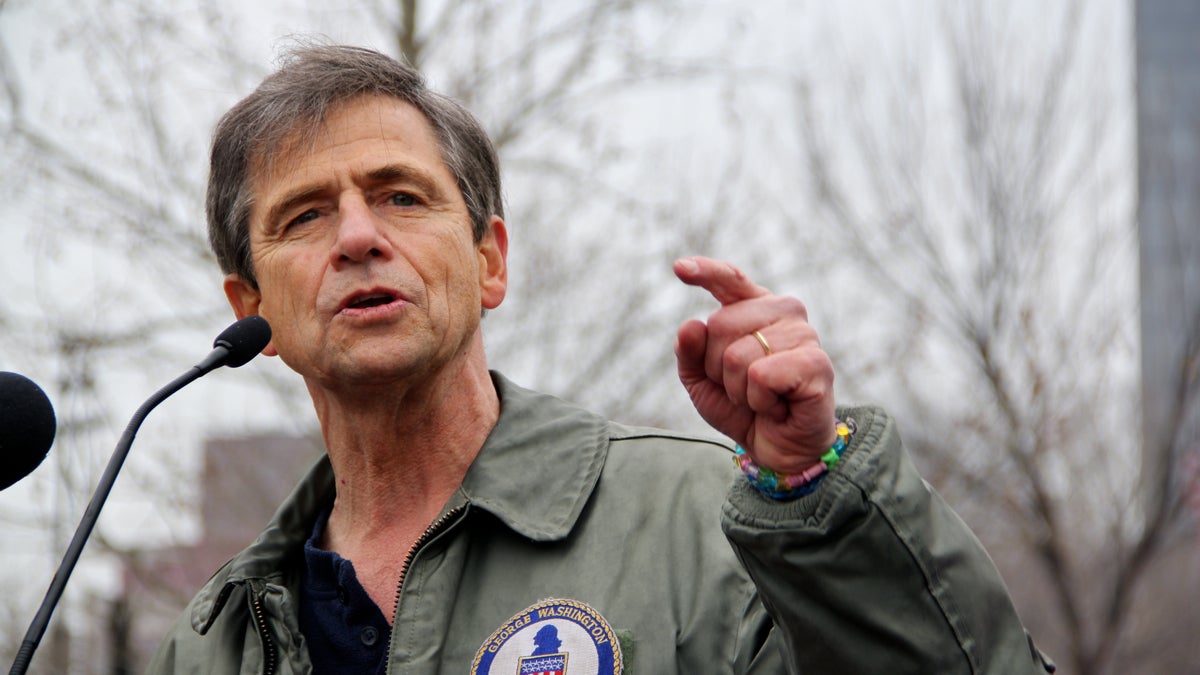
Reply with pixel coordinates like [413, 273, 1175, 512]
[471, 598, 623, 674]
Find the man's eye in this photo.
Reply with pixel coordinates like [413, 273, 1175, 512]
[288, 209, 320, 229]
[390, 193, 416, 207]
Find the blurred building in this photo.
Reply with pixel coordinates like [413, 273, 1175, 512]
[1138, 0, 1200, 509]
[1133, 0, 1200, 672]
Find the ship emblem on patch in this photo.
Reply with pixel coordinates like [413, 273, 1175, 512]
[471, 599, 622, 674]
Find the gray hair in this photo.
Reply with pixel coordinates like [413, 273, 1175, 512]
[207, 43, 504, 288]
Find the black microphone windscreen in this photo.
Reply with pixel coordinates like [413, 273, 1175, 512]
[0, 372, 56, 490]
[213, 315, 272, 368]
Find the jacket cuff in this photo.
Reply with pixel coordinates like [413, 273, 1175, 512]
[722, 405, 884, 533]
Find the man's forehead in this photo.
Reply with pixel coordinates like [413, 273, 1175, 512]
[247, 96, 444, 202]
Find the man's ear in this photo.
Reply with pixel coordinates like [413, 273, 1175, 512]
[478, 216, 508, 311]
[223, 274, 278, 357]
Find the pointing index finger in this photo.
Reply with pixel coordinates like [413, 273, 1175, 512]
[674, 256, 771, 306]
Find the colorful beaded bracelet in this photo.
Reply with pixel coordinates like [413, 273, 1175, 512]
[734, 419, 855, 500]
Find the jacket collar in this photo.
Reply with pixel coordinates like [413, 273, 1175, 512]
[459, 372, 609, 541]
[192, 371, 609, 632]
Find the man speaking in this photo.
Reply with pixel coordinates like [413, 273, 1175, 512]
[149, 44, 1054, 674]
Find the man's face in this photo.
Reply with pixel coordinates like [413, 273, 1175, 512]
[224, 95, 507, 389]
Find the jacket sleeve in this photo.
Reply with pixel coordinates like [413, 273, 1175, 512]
[721, 405, 1055, 674]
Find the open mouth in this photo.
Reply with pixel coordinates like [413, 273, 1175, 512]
[347, 292, 396, 310]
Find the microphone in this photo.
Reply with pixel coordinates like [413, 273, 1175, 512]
[0, 372, 57, 490]
[196, 314, 272, 371]
[9, 315, 272, 675]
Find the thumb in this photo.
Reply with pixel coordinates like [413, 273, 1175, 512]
[675, 319, 708, 386]
[676, 319, 747, 441]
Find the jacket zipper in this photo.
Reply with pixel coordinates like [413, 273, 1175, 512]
[383, 504, 468, 673]
[249, 582, 279, 675]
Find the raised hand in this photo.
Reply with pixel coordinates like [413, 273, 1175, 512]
[674, 257, 837, 473]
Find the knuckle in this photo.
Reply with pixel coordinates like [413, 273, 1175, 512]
[774, 295, 809, 321]
[803, 350, 835, 388]
[801, 346, 830, 371]
[707, 311, 738, 336]
[746, 357, 774, 384]
[796, 322, 821, 345]
[722, 344, 750, 373]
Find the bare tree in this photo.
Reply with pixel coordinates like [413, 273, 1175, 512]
[766, 3, 1196, 673]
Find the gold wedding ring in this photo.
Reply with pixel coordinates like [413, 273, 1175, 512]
[751, 330, 772, 356]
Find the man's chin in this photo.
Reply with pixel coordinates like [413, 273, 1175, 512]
[319, 350, 440, 389]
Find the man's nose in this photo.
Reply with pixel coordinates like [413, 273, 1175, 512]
[332, 200, 392, 265]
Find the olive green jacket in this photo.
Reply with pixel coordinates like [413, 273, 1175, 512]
[147, 373, 1053, 674]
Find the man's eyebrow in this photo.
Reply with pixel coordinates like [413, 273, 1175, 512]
[261, 184, 329, 233]
[364, 164, 445, 199]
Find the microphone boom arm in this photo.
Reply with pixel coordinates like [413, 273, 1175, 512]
[10, 365, 209, 675]
[9, 315, 269, 675]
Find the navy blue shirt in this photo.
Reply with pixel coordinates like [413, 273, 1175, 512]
[300, 510, 392, 674]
